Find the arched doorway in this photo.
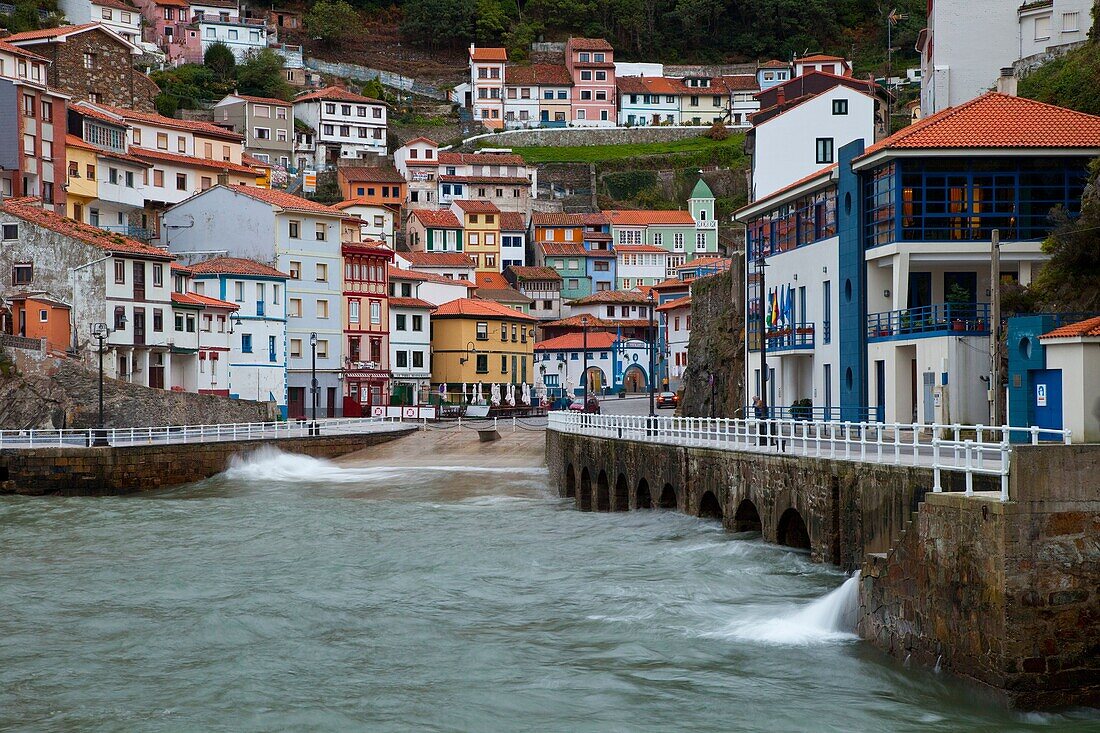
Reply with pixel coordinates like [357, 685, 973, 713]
[698, 491, 723, 520]
[595, 470, 611, 511]
[585, 367, 606, 395]
[733, 499, 762, 533]
[579, 468, 592, 511]
[658, 483, 677, 509]
[614, 473, 629, 511]
[777, 507, 811, 550]
[635, 478, 651, 509]
[564, 464, 576, 498]
[622, 364, 647, 393]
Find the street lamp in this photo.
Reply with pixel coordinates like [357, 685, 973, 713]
[648, 291, 656, 419]
[309, 331, 318, 435]
[756, 247, 770, 445]
[90, 318, 124, 446]
[580, 315, 589, 409]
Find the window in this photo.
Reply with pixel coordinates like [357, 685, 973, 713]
[476, 321, 488, 340]
[316, 340, 329, 359]
[349, 299, 360, 324]
[501, 355, 508, 373]
[579, 52, 590, 62]
[580, 90, 592, 100]
[370, 300, 381, 324]
[125, 171, 134, 188]
[177, 136, 186, 153]
[176, 173, 187, 190]
[476, 353, 488, 373]
[412, 351, 424, 368]
[255, 127, 271, 140]
[315, 263, 327, 281]
[595, 71, 606, 81]
[395, 350, 408, 368]
[41, 140, 52, 161]
[157, 132, 168, 150]
[289, 297, 302, 317]
[412, 314, 423, 331]
[200, 176, 212, 190]
[1035, 14, 1051, 40]
[153, 309, 163, 332]
[277, 129, 288, 142]
[315, 222, 326, 241]
[395, 313, 407, 331]
[153, 169, 164, 187]
[114, 260, 126, 284]
[289, 260, 301, 279]
[41, 101, 52, 122]
[289, 220, 300, 239]
[12, 263, 32, 285]
[22, 133, 34, 156]
[1063, 11, 1079, 32]
[316, 299, 328, 318]
[832, 99, 848, 115]
[581, 71, 592, 81]
[152, 264, 163, 287]
[815, 137, 834, 164]
[290, 338, 302, 358]
[241, 334, 253, 353]
[116, 307, 127, 331]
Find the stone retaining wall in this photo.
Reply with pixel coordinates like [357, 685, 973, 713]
[464, 126, 716, 151]
[0, 427, 417, 496]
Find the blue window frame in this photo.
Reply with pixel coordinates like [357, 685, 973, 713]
[268, 335, 276, 362]
[241, 333, 252, 353]
[746, 187, 837, 260]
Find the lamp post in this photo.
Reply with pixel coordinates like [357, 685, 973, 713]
[757, 248, 770, 445]
[90, 322, 111, 446]
[309, 331, 318, 435]
[647, 291, 656, 419]
[580, 315, 589, 409]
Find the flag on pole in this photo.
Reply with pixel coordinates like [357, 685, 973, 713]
[765, 289, 773, 328]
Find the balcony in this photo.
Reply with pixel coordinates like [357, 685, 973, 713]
[695, 219, 717, 229]
[866, 302, 990, 341]
[102, 225, 155, 242]
[748, 322, 815, 352]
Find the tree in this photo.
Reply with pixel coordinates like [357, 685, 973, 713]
[305, 0, 360, 47]
[1030, 159, 1100, 311]
[203, 42, 236, 81]
[150, 64, 224, 116]
[235, 49, 294, 101]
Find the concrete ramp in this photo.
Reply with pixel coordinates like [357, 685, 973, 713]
[336, 423, 546, 469]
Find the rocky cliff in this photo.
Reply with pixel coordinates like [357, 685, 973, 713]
[680, 266, 744, 418]
[0, 355, 276, 430]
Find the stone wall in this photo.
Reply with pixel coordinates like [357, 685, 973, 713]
[0, 358, 277, 430]
[462, 126, 718, 151]
[859, 444, 1100, 709]
[0, 426, 417, 495]
[27, 27, 158, 111]
[680, 268, 744, 417]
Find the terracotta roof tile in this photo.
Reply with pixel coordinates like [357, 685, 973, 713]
[432, 297, 537, 321]
[535, 331, 618, 351]
[172, 291, 239, 309]
[131, 147, 257, 175]
[294, 87, 387, 106]
[453, 199, 500, 214]
[567, 37, 614, 52]
[388, 265, 475, 287]
[735, 164, 837, 215]
[187, 257, 288, 277]
[758, 59, 789, 69]
[616, 76, 687, 95]
[505, 64, 573, 86]
[0, 198, 172, 259]
[858, 92, 1100, 159]
[476, 287, 532, 304]
[604, 209, 695, 226]
[388, 297, 434, 309]
[1041, 315, 1100, 339]
[540, 242, 589, 257]
[470, 46, 508, 61]
[338, 166, 405, 184]
[230, 186, 348, 216]
[569, 290, 651, 305]
[614, 244, 667, 253]
[655, 295, 692, 312]
[475, 271, 510, 289]
[532, 212, 583, 226]
[4, 22, 102, 43]
[498, 212, 526, 231]
[506, 265, 561, 281]
[410, 209, 462, 228]
[677, 256, 730, 270]
[224, 93, 292, 106]
[79, 102, 243, 140]
[401, 251, 476, 268]
[438, 151, 525, 166]
[241, 153, 271, 168]
[0, 39, 49, 61]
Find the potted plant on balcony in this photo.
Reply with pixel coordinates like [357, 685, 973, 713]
[946, 283, 971, 331]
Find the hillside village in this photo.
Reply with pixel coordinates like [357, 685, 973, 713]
[1, 0, 1099, 442]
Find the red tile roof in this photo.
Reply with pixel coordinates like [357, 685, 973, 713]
[506, 265, 561, 281]
[505, 64, 573, 86]
[388, 265, 475, 288]
[475, 271, 510, 289]
[402, 136, 438, 146]
[540, 243, 589, 257]
[676, 256, 730, 271]
[0, 198, 172, 259]
[717, 74, 759, 92]
[432, 297, 537, 321]
[655, 295, 692, 312]
[580, 213, 609, 226]
[1041, 315, 1100, 339]
[498, 212, 526, 231]
[438, 151, 525, 166]
[294, 87, 387, 106]
[567, 37, 614, 51]
[230, 186, 348, 216]
[241, 153, 271, 169]
[172, 291, 239, 309]
[858, 92, 1100, 159]
[0, 39, 49, 61]
[225, 93, 292, 106]
[651, 277, 690, 290]
[453, 199, 501, 214]
[570, 290, 651, 305]
[187, 257, 287, 277]
[338, 166, 406, 184]
[532, 212, 583, 226]
[604, 210, 695, 226]
[80, 102, 243, 140]
[795, 54, 849, 64]
[388, 296, 434, 309]
[130, 147, 257, 175]
[470, 46, 508, 62]
[758, 59, 789, 69]
[614, 244, 667, 253]
[438, 174, 530, 186]
[410, 209, 462, 228]
[535, 331, 618, 351]
[4, 22, 102, 43]
[65, 134, 151, 167]
[401, 251, 476, 268]
[93, 0, 140, 11]
[616, 76, 686, 95]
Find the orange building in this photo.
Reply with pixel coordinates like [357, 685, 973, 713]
[8, 293, 71, 352]
[337, 166, 407, 206]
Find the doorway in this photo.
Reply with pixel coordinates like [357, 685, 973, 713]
[1031, 369, 1063, 436]
[327, 386, 338, 417]
[874, 360, 886, 422]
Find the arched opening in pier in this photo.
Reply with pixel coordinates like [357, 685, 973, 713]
[613, 473, 629, 511]
[564, 464, 576, 498]
[777, 507, 811, 550]
[579, 468, 592, 511]
[595, 470, 611, 512]
[733, 499, 762, 533]
[635, 478, 651, 509]
[658, 483, 677, 509]
[697, 491, 723, 520]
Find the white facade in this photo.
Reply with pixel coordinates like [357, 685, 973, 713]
[394, 137, 439, 207]
[751, 86, 875, 200]
[59, 0, 142, 43]
[336, 201, 395, 247]
[293, 92, 388, 169]
[614, 62, 663, 77]
[1039, 333, 1100, 443]
[535, 336, 651, 396]
[389, 299, 432, 404]
[919, 0, 1093, 115]
[501, 229, 526, 270]
[616, 246, 669, 289]
[199, 20, 267, 61]
[662, 300, 691, 391]
[469, 45, 506, 127]
[390, 268, 472, 307]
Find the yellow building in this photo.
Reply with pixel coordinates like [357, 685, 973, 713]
[453, 199, 502, 272]
[64, 135, 99, 222]
[431, 297, 537, 390]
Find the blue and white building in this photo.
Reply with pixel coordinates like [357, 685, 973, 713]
[535, 331, 653, 397]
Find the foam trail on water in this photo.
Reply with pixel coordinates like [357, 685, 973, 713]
[718, 571, 861, 645]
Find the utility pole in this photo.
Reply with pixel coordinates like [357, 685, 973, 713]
[990, 229, 1003, 427]
[648, 291, 656, 419]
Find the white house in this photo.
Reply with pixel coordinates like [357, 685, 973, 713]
[198, 19, 267, 61]
[388, 265, 473, 307]
[616, 75, 682, 126]
[393, 136, 439, 207]
[168, 269, 239, 396]
[656, 294, 691, 392]
[334, 199, 397, 248]
[469, 44, 507, 128]
[615, 244, 668, 289]
[58, 0, 142, 44]
[188, 256, 290, 415]
[293, 87, 388, 169]
[162, 185, 353, 419]
[388, 291, 433, 406]
[1038, 316, 1100, 443]
[535, 331, 653, 397]
[500, 211, 526, 270]
[749, 84, 876, 200]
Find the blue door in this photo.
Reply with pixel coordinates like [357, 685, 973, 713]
[1031, 369, 1063, 436]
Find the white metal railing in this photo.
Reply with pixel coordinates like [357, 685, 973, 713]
[547, 412, 1073, 502]
[0, 417, 410, 451]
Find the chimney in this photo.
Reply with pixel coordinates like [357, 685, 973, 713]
[776, 85, 785, 105]
[217, 170, 230, 186]
[996, 67, 1018, 97]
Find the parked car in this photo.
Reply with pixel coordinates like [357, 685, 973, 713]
[656, 391, 678, 409]
[570, 397, 601, 414]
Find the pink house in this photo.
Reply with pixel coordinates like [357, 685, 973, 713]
[565, 37, 615, 127]
[132, 0, 198, 63]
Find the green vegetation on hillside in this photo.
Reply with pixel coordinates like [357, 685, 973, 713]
[151, 49, 295, 116]
[489, 133, 746, 165]
[0, 0, 63, 34]
[1018, 35, 1100, 116]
